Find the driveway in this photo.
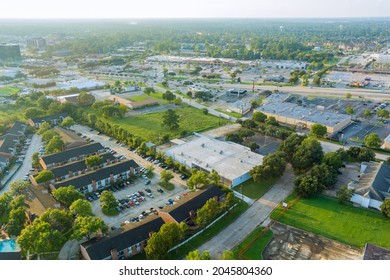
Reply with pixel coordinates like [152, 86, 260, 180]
[197, 164, 295, 259]
[1, 134, 42, 194]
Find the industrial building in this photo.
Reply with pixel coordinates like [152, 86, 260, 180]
[0, 44, 21, 61]
[165, 134, 263, 187]
[254, 93, 352, 134]
[26, 38, 46, 49]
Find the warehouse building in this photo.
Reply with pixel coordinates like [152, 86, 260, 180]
[165, 134, 263, 187]
[255, 93, 352, 134]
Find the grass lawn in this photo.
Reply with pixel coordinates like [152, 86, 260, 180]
[233, 177, 278, 199]
[271, 195, 390, 249]
[109, 105, 230, 141]
[102, 207, 119, 216]
[129, 95, 151, 102]
[158, 182, 175, 191]
[168, 201, 249, 259]
[233, 227, 273, 260]
[215, 108, 242, 119]
[0, 86, 20, 95]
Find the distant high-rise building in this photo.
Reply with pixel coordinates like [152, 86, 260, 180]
[26, 37, 46, 49]
[0, 44, 21, 61]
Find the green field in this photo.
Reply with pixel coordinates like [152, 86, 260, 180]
[110, 105, 230, 141]
[233, 177, 278, 199]
[271, 195, 390, 249]
[234, 227, 273, 260]
[0, 86, 20, 95]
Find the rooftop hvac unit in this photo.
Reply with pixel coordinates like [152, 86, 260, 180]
[220, 150, 223, 154]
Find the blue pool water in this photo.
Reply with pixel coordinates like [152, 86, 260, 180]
[0, 239, 20, 252]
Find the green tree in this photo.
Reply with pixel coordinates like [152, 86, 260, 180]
[345, 107, 354, 115]
[345, 92, 352, 99]
[252, 111, 267, 123]
[60, 116, 76, 128]
[85, 155, 103, 168]
[364, 109, 372, 119]
[250, 151, 286, 181]
[9, 195, 26, 210]
[336, 186, 354, 204]
[37, 122, 52, 135]
[221, 250, 235, 260]
[17, 220, 66, 257]
[309, 163, 338, 188]
[310, 123, 327, 138]
[100, 190, 118, 211]
[248, 141, 259, 152]
[69, 199, 93, 216]
[294, 175, 325, 198]
[187, 170, 208, 189]
[292, 138, 323, 173]
[364, 133, 381, 149]
[31, 152, 40, 169]
[35, 170, 54, 185]
[7, 207, 27, 236]
[24, 107, 44, 119]
[145, 232, 168, 260]
[162, 90, 175, 101]
[78, 92, 95, 106]
[72, 216, 107, 240]
[162, 109, 180, 130]
[158, 223, 182, 249]
[52, 185, 84, 208]
[186, 250, 211, 260]
[46, 135, 64, 154]
[323, 152, 343, 170]
[48, 101, 62, 115]
[380, 198, 390, 218]
[278, 133, 307, 162]
[196, 198, 221, 228]
[144, 87, 155, 95]
[377, 109, 390, 119]
[40, 208, 73, 234]
[160, 170, 174, 185]
[41, 130, 59, 143]
[0, 193, 12, 224]
[208, 169, 221, 186]
[9, 180, 30, 196]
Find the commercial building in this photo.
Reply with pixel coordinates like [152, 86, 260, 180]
[165, 134, 263, 187]
[0, 44, 21, 61]
[383, 134, 390, 150]
[349, 162, 390, 210]
[255, 93, 351, 134]
[26, 38, 46, 49]
[0, 121, 26, 169]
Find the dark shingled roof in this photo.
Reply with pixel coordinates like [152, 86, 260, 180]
[50, 152, 116, 179]
[0, 134, 19, 154]
[370, 162, 390, 201]
[53, 159, 139, 189]
[0, 251, 22, 260]
[363, 243, 390, 260]
[81, 217, 164, 260]
[30, 112, 69, 124]
[6, 121, 25, 136]
[41, 142, 105, 165]
[168, 186, 225, 223]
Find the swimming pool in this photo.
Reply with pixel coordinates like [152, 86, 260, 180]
[0, 239, 20, 252]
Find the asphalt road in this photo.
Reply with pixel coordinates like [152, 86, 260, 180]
[1, 134, 42, 193]
[319, 140, 389, 161]
[197, 164, 295, 259]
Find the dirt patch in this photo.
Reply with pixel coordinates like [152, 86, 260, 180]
[263, 222, 362, 260]
[202, 123, 242, 138]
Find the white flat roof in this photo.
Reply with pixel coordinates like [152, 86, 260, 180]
[166, 134, 263, 182]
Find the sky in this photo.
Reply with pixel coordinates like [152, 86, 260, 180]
[0, 0, 389, 19]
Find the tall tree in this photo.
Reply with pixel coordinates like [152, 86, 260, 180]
[250, 151, 286, 181]
[160, 170, 174, 185]
[7, 207, 27, 236]
[9, 180, 30, 196]
[162, 109, 180, 130]
[196, 198, 221, 228]
[71, 216, 107, 240]
[380, 198, 390, 218]
[309, 124, 327, 138]
[100, 190, 118, 210]
[336, 186, 354, 204]
[187, 170, 208, 189]
[291, 137, 323, 173]
[278, 133, 307, 162]
[294, 175, 325, 198]
[69, 199, 93, 216]
[85, 155, 103, 168]
[52, 185, 84, 208]
[364, 133, 381, 149]
[60, 117, 76, 128]
[186, 250, 211, 260]
[45, 135, 64, 154]
[35, 170, 54, 185]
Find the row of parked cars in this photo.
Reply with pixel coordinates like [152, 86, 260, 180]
[86, 180, 134, 202]
[116, 188, 155, 213]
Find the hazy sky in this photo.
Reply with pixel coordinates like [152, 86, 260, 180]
[1, 0, 389, 19]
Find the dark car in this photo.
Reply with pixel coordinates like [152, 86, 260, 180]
[157, 188, 164, 193]
[138, 190, 145, 196]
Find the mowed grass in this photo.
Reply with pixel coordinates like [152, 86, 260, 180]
[234, 227, 273, 260]
[271, 195, 390, 249]
[111, 106, 230, 141]
[0, 86, 20, 95]
[233, 177, 278, 199]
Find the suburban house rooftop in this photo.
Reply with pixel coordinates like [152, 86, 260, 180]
[40, 142, 105, 165]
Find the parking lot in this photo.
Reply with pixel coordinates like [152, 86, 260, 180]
[90, 172, 188, 229]
[339, 121, 390, 145]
